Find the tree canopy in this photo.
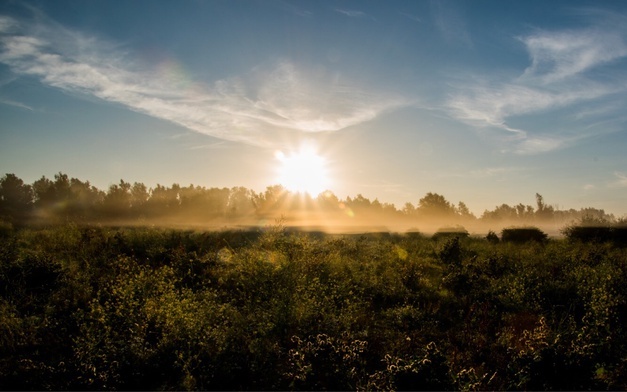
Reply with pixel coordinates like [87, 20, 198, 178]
[0, 173, 618, 229]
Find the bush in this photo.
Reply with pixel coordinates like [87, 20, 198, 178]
[486, 230, 500, 243]
[613, 226, 627, 245]
[562, 225, 612, 243]
[432, 226, 469, 241]
[501, 227, 547, 243]
[562, 223, 627, 246]
[1, 225, 627, 390]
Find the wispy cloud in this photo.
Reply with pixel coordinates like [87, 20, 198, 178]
[469, 166, 527, 178]
[446, 9, 627, 154]
[430, 0, 472, 47]
[334, 8, 368, 19]
[399, 12, 421, 23]
[0, 13, 405, 147]
[520, 29, 627, 84]
[610, 171, 627, 188]
[583, 184, 596, 190]
[0, 97, 33, 110]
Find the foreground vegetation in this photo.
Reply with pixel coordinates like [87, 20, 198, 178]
[1, 223, 626, 390]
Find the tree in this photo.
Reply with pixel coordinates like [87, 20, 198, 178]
[32, 176, 55, 209]
[316, 191, 341, 213]
[228, 187, 255, 218]
[402, 202, 416, 216]
[146, 184, 181, 217]
[31, 173, 78, 220]
[417, 193, 455, 218]
[103, 180, 132, 218]
[253, 185, 287, 216]
[130, 182, 149, 217]
[67, 177, 103, 219]
[481, 204, 517, 221]
[0, 173, 33, 221]
[535, 193, 554, 221]
[349, 194, 372, 211]
[456, 201, 475, 220]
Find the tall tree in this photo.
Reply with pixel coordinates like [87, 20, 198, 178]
[535, 193, 554, 221]
[228, 187, 255, 218]
[0, 173, 33, 221]
[103, 180, 132, 218]
[417, 192, 455, 218]
[456, 201, 475, 220]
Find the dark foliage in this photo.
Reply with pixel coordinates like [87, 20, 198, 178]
[563, 224, 627, 246]
[1, 223, 626, 390]
[486, 230, 500, 243]
[501, 227, 548, 243]
[432, 226, 469, 241]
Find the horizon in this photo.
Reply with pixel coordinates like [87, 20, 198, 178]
[1, 0, 627, 216]
[0, 171, 621, 238]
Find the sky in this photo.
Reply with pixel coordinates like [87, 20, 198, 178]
[1, 0, 627, 217]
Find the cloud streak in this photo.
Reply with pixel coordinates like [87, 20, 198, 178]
[0, 97, 33, 111]
[611, 172, 627, 188]
[520, 28, 627, 84]
[446, 10, 627, 154]
[334, 9, 368, 19]
[0, 14, 404, 147]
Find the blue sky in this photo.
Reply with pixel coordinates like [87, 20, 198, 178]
[1, 0, 626, 216]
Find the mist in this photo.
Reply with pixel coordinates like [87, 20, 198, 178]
[1, 173, 621, 238]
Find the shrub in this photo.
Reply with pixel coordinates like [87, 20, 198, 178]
[562, 222, 627, 246]
[613, 226, 627, 245]
[0, 220, 13, 238]
[501, 227, 547, 243]
[368, 342, 454, 391]
[562, 225, 612, 243]
[432, 226, 469, 241]
[486, 230, 500, 243]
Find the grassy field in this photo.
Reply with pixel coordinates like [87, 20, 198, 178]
[1, 223, 626, 390]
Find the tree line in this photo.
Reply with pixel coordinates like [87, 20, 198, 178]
[0, 172, 619, 228]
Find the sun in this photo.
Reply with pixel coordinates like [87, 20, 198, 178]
[275, 145, 330, 196]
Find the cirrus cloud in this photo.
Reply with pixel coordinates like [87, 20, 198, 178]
[446, 9, 627, 155]
[0, 13, 406, 147]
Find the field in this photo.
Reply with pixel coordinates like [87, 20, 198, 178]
[1, 223, 626, 390]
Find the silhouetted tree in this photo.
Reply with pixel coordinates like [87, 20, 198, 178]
[179, 186, 230, 219]
[350, 194, 372, 212]
[32, 176, 55, 210]
[535, 193, 554, 221]
[129, 182, 149, 217]
[0, 173, 33, 222]
[402, 202, 416, 216]
[456, 201, 475, 220]
[316, 191, 341, 213]
[228, 186, 255, 218]
[31, 173, 79, 220]
[146, 184, 181, 217]
[253, 185, 287, 216]
[67, 177, 103, 219]
[417, 193, 455, 218]
[103, 180, 132, 219]
[381, 201, 398, 216]
[481, 204, 518, 222]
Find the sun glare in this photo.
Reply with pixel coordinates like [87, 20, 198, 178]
[275, 146, 330, 196]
